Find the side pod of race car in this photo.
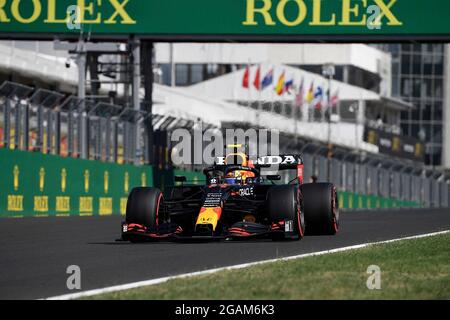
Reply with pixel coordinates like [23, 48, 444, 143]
[121, 149, 339, 242]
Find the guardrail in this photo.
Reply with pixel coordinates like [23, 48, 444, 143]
[0, 81, 148, 165]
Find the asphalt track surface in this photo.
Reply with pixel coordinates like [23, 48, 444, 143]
[0, 208, 449, 299]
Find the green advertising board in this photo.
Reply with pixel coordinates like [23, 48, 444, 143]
[336, 191, 419, 210]
[0, 0, 449, 40]
[0, 148, 153, 217]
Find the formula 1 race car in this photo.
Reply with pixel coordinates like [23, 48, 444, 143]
[121, 146, 339, 242]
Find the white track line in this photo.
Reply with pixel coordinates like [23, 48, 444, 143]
[45, 230, 450, 300]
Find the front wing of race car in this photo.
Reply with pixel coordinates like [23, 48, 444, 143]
[120, 220, 297, 242]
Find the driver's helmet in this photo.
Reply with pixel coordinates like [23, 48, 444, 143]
[225, 170, 254, 185]
[224, 152, 255, 184]
[225, 170, 240, 185]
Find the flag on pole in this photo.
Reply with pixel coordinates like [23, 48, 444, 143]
[275, 71, 285, 96]
[284, 76, 294, 94]
[305, 82, 314, 104]
[261, 69, 274, 90]
[313, 86, 324, 109]
[330, 90, 339, 107]
[295, 79, 304, 107]
[242, 66, 250, 88]
[253, 66, 261, 90]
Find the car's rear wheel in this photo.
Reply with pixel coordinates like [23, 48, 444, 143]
[301, 183, 339, 235]
[267, 185, 305, 240]
[126, 187, 164, 228]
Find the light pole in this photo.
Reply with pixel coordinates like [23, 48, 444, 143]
[349, 102, 361, 151]
[349, 102, 360, 194]
[322, 63, 335, 182]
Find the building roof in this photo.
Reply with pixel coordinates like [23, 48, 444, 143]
[155, 43, 389, 76]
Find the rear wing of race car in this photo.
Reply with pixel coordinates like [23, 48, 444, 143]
[252, 155, 303, 168]
[253, 155, 305, 184]
[216, 147, 305, 184]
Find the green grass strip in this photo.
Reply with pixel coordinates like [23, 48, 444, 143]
[89, 233, 450, 300]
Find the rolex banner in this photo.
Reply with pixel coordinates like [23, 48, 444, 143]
[0, 148, 153, 218]
[0, 0, 450, 38]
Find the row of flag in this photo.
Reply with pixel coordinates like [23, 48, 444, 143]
[242, 65, 339, 110]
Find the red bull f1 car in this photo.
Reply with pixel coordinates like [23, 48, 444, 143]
[121, 148, 339, 242]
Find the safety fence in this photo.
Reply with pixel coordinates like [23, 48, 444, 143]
[301, 153, 449, 208]
[0, 81, 150, 165]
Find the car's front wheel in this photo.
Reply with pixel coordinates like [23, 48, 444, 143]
[267, 185, 305, 240]
[125, 187, 164, 228]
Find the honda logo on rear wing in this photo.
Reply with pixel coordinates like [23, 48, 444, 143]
[254, 155, 303, 168]
[216, 155, 303, 167]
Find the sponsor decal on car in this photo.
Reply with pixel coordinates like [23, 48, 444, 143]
[216, 155, 302, 166]
[238, 187, 254, 197]
[285, 220, 293, 232]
